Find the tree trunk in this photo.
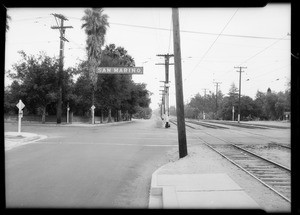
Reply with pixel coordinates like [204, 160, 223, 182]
[118, 110, 122, 121]
[108, 108, 112, 123]
[125, 110, 129, 121]
[42, 106, 46, 124]
[100, 109, 103, 123]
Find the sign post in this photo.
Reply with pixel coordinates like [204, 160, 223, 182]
[232, 106, 235, 121]
[91, 105, 95, 124]
[16, 100, 25, 135]
[67, 103, 70, 124]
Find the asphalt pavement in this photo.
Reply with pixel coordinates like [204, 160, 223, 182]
[5, 118, 177, 208]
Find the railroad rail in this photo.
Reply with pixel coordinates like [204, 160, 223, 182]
[185, 120, 229, 129]
[186, 119, 291, 148]
[170, 119, 291, 203]
[270, 142, 291, 149]
[205, 120, 290, 129]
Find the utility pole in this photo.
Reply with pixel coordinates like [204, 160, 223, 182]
[51, 13, 73, 124]
[172, 8, 187, 158]
[213, 82, 221, 119]
[202, 88, 208, 120]
[159, 82, 166, 119]
[234, 66, 247, 123]
[156, 54, 174, 128]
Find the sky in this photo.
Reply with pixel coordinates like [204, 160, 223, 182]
[5, 5, 291, 110]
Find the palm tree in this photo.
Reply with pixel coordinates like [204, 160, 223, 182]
[6, 14, 11, 32]
[81, 8, 109, 122]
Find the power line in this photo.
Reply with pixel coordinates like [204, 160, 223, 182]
[108, 22, 290, 41]
[12, 16, 52, 22]
[246, 64, 289, 81]
[168, 18, 173, 54]
[216, 33, 289, 80]
[184, 8, 239, 82]
[67, 16, 290, 41]
[236, 34, 289, 67]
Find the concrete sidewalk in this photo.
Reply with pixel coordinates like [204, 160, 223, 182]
[148, 144, 263, 210]
[5, 132, 47, 151]
[149, 171, 261, 209]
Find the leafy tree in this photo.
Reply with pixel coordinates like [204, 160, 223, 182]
[72, 44, 150, 122]
[96, 44, 135, 122]
[239, 96, 258, 120]
[7, 51, 67, 123]
[133, 106, 152, 119]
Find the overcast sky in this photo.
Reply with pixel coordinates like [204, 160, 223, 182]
[5, 5, 291, 109]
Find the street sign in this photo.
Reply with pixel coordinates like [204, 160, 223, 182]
[16, 100, 25, 110]
[91, 105, 95, 110]
[96, 67, 143, 74]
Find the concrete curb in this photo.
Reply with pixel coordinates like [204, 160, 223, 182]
[148, 161, 262, 209]
[5, 132, 48, 151]
[148, 163, 169, 208]
[5, 120, 135, 127]
[62, 120, 135, 127]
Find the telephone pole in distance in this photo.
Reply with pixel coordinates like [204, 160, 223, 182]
[234, 66, 247, 123]
[213, 81, 221, 119]
[51, 13, 73, 124]
[202, 88, 208, 120]
[156, 54, 174, 128]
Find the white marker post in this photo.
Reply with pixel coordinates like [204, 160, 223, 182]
[232, 106, 235, 121]
[91, 105, 95, 124]
[16, 100, 25, 135]
[67, 103, 70, 124]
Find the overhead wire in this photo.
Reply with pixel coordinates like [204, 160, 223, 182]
[66, 16, 290, 41]
[217, 33, 290, 80]
[107, 22, 290, 41]
[236, 34, 289, 67]
[184, 8, 239, 82]
[12, 16, 52, 22]
[167, 17, 172, 54]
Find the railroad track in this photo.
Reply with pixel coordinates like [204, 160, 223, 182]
[186, 119, 291, 148]
[270, 142, 291, 149]
[208, 143, 290, 202]
[205, 119, 290, 129]
[185, 120, 229, 129]
[170, 119, 291, 203]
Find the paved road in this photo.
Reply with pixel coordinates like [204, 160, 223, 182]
[5, 117, 178, 208]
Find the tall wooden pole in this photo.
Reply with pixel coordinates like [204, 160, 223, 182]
[57, 19, 64, 124]
[234, 66, 246, 123]
[51, 14, 72, 124]
[172, 8, 187, 158]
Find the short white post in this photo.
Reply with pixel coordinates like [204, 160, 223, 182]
[16, 100, 25, 135]
[18, 110, 21, 134]
[67, 103, 70, 124]
[91, 105, 95, 124]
